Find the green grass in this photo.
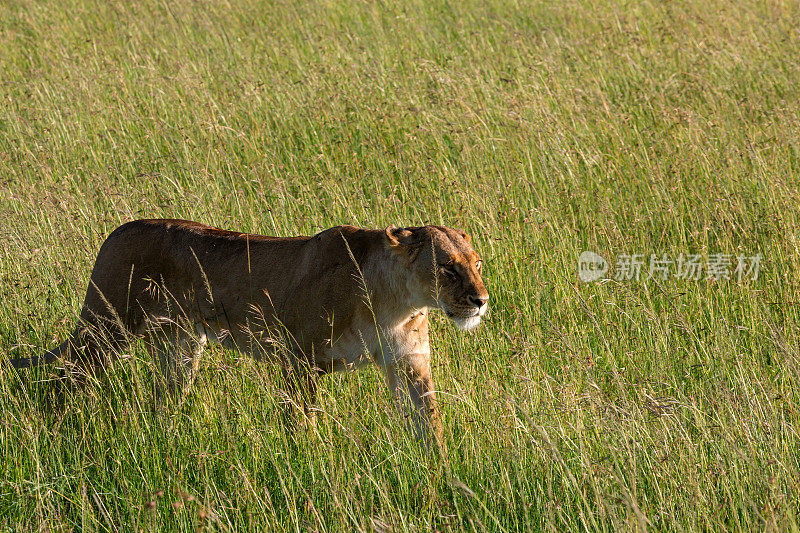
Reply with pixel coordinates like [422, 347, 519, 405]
[2, 0, 800, 530]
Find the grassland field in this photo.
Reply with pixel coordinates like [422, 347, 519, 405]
[1, 0, 800, 530]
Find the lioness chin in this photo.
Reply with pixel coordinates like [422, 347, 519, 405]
[10, 220, 489, 448]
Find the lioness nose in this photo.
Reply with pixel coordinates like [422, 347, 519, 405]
[469, 295, 488, 308]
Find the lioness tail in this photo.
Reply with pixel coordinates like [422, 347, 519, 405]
[6, 341, 68, 369]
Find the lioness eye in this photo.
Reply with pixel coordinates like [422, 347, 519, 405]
[440, 265, 457, 278]
[476, 260, 483, 271]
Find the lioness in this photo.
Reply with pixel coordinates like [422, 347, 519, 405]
[10, 220, 488, 447]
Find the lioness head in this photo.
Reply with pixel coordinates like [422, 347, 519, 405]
[385, 225, 489, 331]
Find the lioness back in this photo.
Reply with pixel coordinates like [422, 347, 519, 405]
[84, 219, 307, 332]
[83, 219, 380, 357]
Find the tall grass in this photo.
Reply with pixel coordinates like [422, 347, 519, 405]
[1, 0, 799, 530]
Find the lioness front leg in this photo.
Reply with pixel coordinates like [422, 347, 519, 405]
[382, 351, 444, 449]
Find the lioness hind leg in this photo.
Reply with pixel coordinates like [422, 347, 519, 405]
[53, 322, 130, 405]
[279, 358, 319, 430]
[181, 332, 206, 395]
[147, 323, 206, 404]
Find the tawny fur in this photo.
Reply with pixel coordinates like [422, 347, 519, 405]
[12, 219, 489, 447]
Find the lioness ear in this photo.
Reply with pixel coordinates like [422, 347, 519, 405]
[384, 226, 422, 260]
[384, 225, 414, 247]
[459, 230, 471, 243]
